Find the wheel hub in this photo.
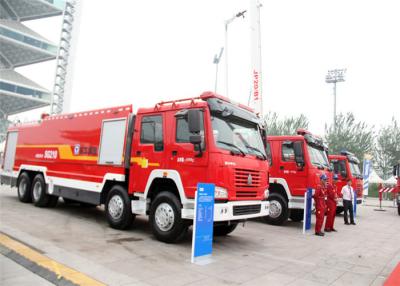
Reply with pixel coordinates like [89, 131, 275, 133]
[33, 181, 42, 201]
[269, 200, 283, 218]
[108, 195, 124, 220]
[155, 203, 175, 232]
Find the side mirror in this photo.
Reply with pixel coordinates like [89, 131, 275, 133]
[189, 135, 202, 145]
[293, 141, 305, 168]
[188, 109, 201, 134]
[393, 166, 397, 177]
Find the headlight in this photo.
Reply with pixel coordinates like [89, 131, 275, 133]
[215, 186, 228, 199]
[264, 189, 269, 199]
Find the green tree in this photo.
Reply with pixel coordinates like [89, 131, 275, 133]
[374, 117, 400, 179]
[324, 113, 375, 164]
[264, 112, 309, 136]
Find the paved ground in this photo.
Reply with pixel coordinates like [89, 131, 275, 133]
[0, 184, 399, 286]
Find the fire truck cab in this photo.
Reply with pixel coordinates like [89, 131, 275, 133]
[393, 163, 400, 215]
[0, 92, 270, 243]
[328, 151, 363, 214]
[265, 129, 331, 225]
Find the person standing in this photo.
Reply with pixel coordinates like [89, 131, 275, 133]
[325, 174, 339, 232]
[314, 174, 328, 236]
[341, 179, 356, 225]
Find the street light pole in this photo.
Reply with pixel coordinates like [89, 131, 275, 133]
[325, 69, 346, 131]
[213, 47, 224, 93]
[224, 10, 246, 98]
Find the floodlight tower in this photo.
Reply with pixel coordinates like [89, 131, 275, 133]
[325, 69, 346, 131]
[213, 47, 224, 93]
[225, 10, 247, 98]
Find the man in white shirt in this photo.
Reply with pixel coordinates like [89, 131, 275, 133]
[341, 179, 356, 225]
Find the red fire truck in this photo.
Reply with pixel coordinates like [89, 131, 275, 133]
[393, 163, 400, 215]
[0, 92, 270, 243]
[264, 129, 331, 225]
[328, 151, 363, 213]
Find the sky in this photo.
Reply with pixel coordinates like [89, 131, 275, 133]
[13, 0, 400, 136]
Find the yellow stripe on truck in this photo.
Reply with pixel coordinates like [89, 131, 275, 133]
[0, 233, 106, 286]
[17, 144, 97, 161]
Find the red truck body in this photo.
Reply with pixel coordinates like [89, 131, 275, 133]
[265, 129, 332, 225]
[0, 92, 270, 242]
[394, 164, 400, 215]
[328, 152, 363, 212]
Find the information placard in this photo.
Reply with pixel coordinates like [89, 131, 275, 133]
[303, 188, 313, 234]
[191, 183, 215, 264]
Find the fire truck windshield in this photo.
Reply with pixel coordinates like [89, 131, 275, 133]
[307, 144, 330, 169]
[211, 115, 266, 159]
[349, 161, 362, 177]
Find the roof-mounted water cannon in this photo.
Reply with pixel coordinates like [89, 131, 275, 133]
[296, 129, 312, 136]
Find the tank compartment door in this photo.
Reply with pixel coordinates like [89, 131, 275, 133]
[98, 119, 127, 165]
[3, 131, 18, 172]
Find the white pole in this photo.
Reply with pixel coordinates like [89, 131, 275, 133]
[249, 0, 263, 116]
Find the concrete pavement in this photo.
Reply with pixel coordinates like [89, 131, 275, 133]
[0, 185, 399, 285]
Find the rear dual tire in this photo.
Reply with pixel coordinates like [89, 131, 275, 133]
[17, 173, 32, 203]
[31, 174, 58, 208]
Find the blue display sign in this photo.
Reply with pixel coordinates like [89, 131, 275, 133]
[353, 188, 357, 218]
[363, 159, 371, 196]
[303, 188, 313, 234]
[191, 183, 215, 264]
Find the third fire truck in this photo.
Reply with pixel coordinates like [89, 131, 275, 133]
[0, 92, 269, 243]
[265, 129, 331, 225]
[393, 163, 400, 215]
[328, 151, 363, 213]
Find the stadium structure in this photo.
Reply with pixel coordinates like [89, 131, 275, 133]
[0, 0, 78, 142]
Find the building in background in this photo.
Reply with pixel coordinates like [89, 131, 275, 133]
[0, 0, 79, 142]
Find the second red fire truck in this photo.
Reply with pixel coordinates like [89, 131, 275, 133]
[0, 92, 270, 243]
[265, 129, 331, 225]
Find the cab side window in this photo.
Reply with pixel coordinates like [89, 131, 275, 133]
[266, 142, 272, 165]
[282, 142, 295, 162]
[140, 115, 163, 151]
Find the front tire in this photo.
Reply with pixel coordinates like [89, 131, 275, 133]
[150, 191, 188, 243]
[264, 193, 289, 225]
[289, 209, 304, 222]
[105, 185, 135, 230]
[17, 172, 32, 203]
[213, 223, 237, 236]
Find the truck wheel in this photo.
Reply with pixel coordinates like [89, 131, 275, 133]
[290, 209, 304, 222]
[150, 191, 188, 243]
[31, 174, 51, 207]
[105, 185, 135, 230]
[264, 193, 289, 225]
[398, 205, 400, 216]
[17, 172, 32, 203]
[336, 207, 344, 215]
[213, 223, 237, 236]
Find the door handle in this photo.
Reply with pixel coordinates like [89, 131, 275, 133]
[280, 166, 284, 170]
[172, 151, 178, 156]
[136, 151, 141, 156]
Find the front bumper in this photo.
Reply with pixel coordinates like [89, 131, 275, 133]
[181, 200, 269, 221]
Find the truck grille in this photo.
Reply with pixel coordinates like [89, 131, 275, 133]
[234, 168, 261, 188]
[236, 191, 258, 198]
[233, 204, 261, 216]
